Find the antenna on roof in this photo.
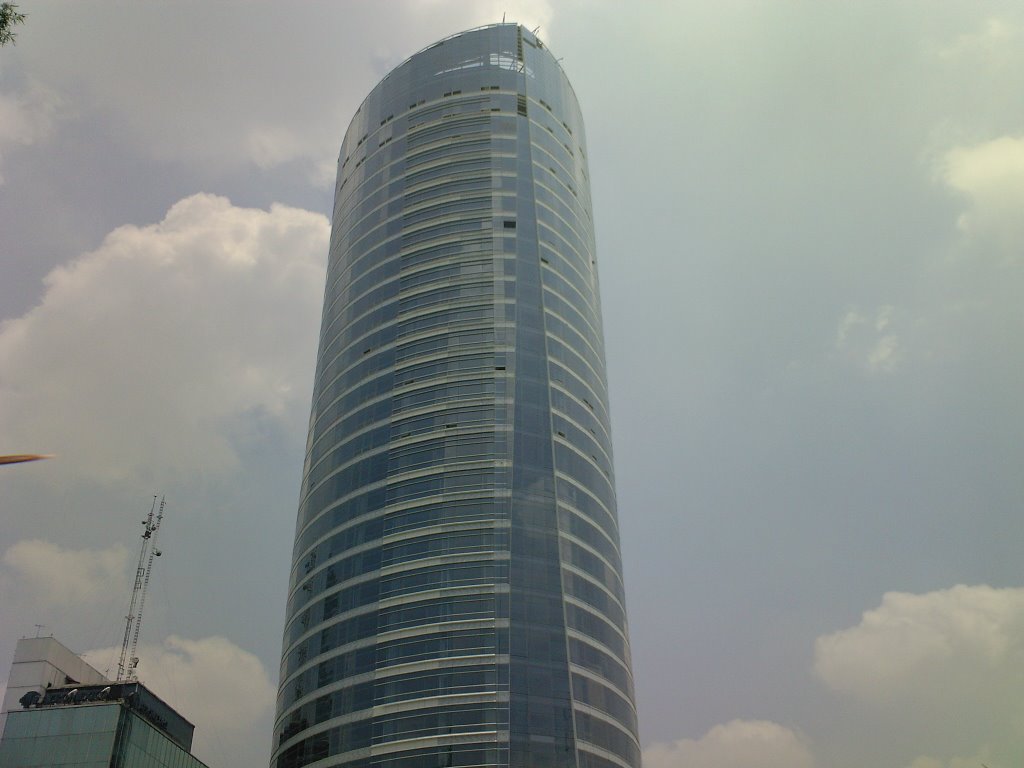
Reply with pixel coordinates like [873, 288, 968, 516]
[116, 496, 165, 682]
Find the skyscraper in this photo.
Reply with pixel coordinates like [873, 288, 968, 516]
[273, 24, 640, 768]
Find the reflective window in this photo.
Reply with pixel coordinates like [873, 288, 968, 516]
[275, 23, 639, 768]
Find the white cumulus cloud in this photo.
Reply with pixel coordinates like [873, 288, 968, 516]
[814, 584, 1024, 699]
[83, 635, 275, 768]
[2, 538, 128, 605]
[643, 720, 815, 768]
[0, 193, 328, 485]
[815, 584, 1024, 767]
[940, 135, 1024, 259]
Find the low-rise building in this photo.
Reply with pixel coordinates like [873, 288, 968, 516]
[0, 637, 210, 768]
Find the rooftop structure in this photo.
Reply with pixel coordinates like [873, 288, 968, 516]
[0, 636, 107, 737]
[0, 680, 209, 768]
[1, 635, 210, 768]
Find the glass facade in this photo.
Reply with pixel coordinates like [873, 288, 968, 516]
[0, 703, 208, 768]
[273, 24, 639, 768]
[0, 704, 119, 768]
[116, 710, 209, 768]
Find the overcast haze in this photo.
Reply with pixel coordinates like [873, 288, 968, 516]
[1, 3, 1022, 767]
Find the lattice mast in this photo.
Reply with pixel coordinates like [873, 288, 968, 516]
[116, 496, 164, 682]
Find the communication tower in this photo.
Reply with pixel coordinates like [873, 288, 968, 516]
[116, 496, 164, 682]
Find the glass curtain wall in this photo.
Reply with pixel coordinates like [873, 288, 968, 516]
[0, 705, 209, 768]
[273, 24, 640, 768]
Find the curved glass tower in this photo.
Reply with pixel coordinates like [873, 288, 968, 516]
[273, 24, 640, 768]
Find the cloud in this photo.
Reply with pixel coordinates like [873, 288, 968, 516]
[940, 135, 1024, 259]
[815, 585, 1024, 766]
[2, 539, 129, 605]
[84, 635, 275, 768]
[814, 584, 1024, 700]
[834, 305, 903, 374]
[0, 80, 62, 183]
[0, 193, 328, 485]
[12, 2, 553, 179]
[643, 720, 815, 768]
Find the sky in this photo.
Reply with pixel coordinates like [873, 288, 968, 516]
[0, 2, 1022, 767]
